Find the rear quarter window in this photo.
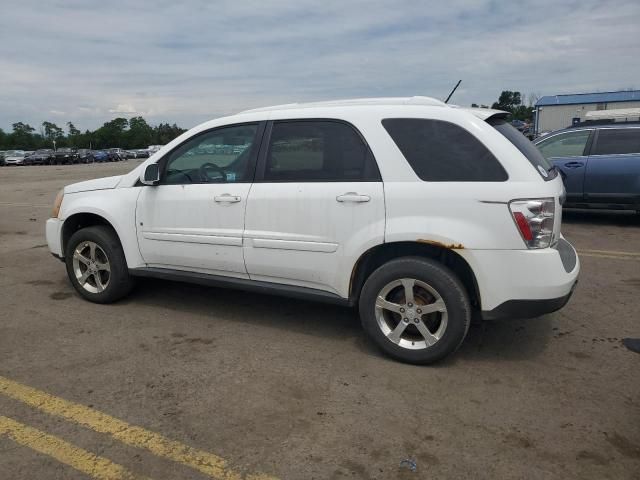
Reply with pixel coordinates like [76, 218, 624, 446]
[382, 118, 508, 182]
[490, 118, 557, 180]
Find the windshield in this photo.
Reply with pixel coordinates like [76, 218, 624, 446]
[488, 118, 557, 180]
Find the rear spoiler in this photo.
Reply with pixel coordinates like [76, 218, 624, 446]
[452, 106, 510, 122]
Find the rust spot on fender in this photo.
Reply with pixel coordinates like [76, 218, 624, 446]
[417, 239, 464, 249]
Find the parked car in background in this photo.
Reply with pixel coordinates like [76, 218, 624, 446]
[107, 148, 127, 161]
[92, 150, 109, 162]
[134, 149, 150, 158]
[522, 126, 535, 141]
[511, 119, 526, 131]
[534, 124, 640, 211]
[27, 149, 55, 165]
[46, 97, 579, 365]
[77, 149, 95, 164]
[53, 148, 78, 165]
[0, 151, 5, 166]
[4, 150, 26, 166]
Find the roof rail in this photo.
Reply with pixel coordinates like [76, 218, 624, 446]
[240, 96, 447, 114]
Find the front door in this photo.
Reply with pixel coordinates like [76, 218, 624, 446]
[243, 120, 385, 297]
[536, 129, 593, 202]
[136, 122, 263, 276]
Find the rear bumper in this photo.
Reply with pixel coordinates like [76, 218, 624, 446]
[457, 235, 579, 319]
[482, 279, 577, 320]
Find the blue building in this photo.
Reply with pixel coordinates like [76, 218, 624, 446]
[534, 90, 640, 135]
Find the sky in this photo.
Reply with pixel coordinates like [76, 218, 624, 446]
[1, 0, 639, 132]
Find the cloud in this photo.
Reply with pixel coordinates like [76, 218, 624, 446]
[1, 0, 639, 131]
[109, 104, 137, 114]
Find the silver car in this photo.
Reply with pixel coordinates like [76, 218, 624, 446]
[4, 150, 26, 166]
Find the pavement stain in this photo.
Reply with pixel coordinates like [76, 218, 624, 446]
[622, 278, 640, 287]
[569, 351, 591, 359]
[576, 450, 610, 465]
[503, 432, 534, 449]
[605, 432, 640, 459]
[24, 279, 55, 286]
[49, 292, 73, 300]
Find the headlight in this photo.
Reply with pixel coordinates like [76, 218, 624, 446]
[52, 190, 64, 218]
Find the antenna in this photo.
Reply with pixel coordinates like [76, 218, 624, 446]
[444, 80, 462, 104]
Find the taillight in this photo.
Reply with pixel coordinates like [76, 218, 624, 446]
[509, 198, 555, 249]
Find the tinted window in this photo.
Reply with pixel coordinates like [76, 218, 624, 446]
[593, 129, 640, 155]
[264, 121, 380, 182]
[536, 130, 591, 159]
[163, 124, 258, 184]
[382, 118, 508, 182]
[489, 119, 556, 180]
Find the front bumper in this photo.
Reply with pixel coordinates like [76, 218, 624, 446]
[46, 217, 64, 258]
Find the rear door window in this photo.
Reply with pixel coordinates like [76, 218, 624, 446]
[263, 120, 380, 182]
[382, 118, 508, 181]
[592, 128, 640, 155]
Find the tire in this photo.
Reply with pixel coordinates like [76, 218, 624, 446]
[359, 257, 471, 365]
[65, 225, 134, 303]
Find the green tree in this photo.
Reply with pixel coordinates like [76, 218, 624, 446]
[491, 91, 522, 112]
[491, 90, 533, 121]
[67, 122, 81, 136]
[94, 117, 129, 148]
[9, 122, 37, 149]
[42, 121, 62, 139]
[127, 116, 154, 148]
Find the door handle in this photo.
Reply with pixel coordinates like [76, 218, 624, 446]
[564, 162, 584, 168]
[336, 192, 371, 203]
[214, 194, 241, 203]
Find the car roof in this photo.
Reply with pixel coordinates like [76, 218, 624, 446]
[239, 96, 507, 121]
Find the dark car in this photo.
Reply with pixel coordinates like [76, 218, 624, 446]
[106, 148, 126, 162]
[534, 124, 640, 211]
[27, 149, 55, 165]
[134, 149, 150, 158]
[92, 150, 109, 162]
[53, 148, 79, 165]
[77, 149, 95, 163]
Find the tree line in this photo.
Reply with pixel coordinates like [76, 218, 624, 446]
[472, 90, 539, 121]
[0, 117, 186, 151]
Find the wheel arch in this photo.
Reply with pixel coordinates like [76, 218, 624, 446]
[61, 212, 120, 256]
[349, 241, 481, 310]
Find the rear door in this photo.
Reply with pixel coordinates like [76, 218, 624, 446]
[583, 127, 640, 205]
[243, 119, 385, 297]
[536, 129, 593, 202]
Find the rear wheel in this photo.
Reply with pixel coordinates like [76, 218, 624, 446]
[65, 226, 134, 303]
[359, 257, 471, 364]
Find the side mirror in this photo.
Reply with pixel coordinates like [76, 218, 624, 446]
[140, 164, 160, 185]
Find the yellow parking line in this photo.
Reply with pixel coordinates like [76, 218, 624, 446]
[0, 202, 51, 207]
[0, 415, 149, 480]
[0, 376, 277, 480]
[577, 248, 640, 260]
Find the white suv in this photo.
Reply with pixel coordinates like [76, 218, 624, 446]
[46, 97, 579, 364]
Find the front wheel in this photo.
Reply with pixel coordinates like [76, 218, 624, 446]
[359, 257, 471, 364]
[65, 226, 134, 303]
